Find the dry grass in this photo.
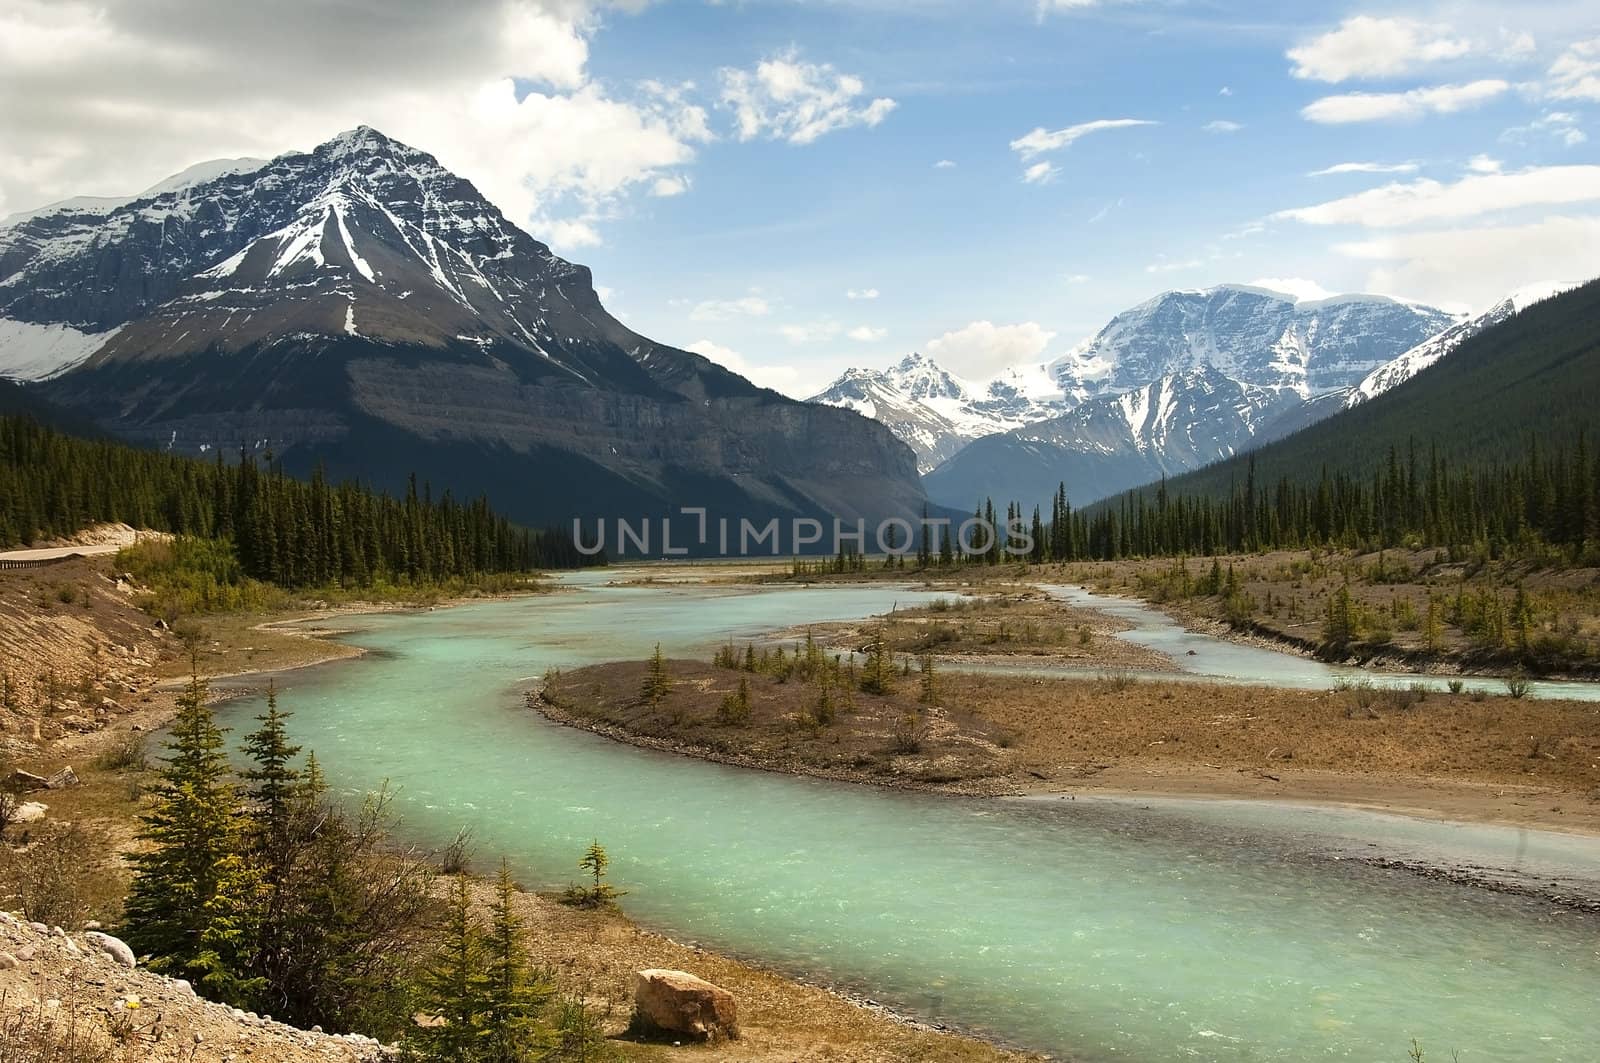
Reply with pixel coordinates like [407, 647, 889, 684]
[486, 879, 1039, 1062]
[543, 659, 1016, 794]
[808, 588, 1174, 672]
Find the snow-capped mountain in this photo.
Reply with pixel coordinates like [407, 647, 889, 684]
[816, 284, 1458, 502]
[2, 127, 925, 531]
[1346, 281, 1583, 407]
[808, 353, 1056, 471]
[1047, 284, 1458, 400]
[924, 366, 1324, 509]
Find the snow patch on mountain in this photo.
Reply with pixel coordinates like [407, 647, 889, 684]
[1047, 284, 1458, 400]
[809, 352, 1060, 472]
[0, 319, 121, 380]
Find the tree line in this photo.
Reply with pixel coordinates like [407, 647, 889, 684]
[0, 415, 596, 582]
[948, 433, 1599, 564]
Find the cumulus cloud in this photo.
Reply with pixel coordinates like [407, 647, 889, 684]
[1548, 38, 1600, 101]
[1010, 118, 1157, 160]
[1273, 165, 1600, 227]
[846, 288, 880, 300]
[1301, 80, 1509, 124]
[688, 294, 771, 321]
[847, 325, 887, 341]
[1247, 277, 1335, 302]
[0, 0, 707, 251]
[1288, 16, 1471, 82]
[933, 159, 957, 169]
[1022, 162, 1060, 185]
[686, 339, 804, 395]
[1308, 161, 1420, 177]
[924, 321, 1056, 379]
[718, 48, 896, 145]
[1203, 120, 1243, 133]
[1334, 215, 1600, 311]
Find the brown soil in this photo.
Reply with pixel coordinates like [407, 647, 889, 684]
[466, 878, 1038, 1062]
[539, 658, 1600, 834]
[541, 660, 1017, 795]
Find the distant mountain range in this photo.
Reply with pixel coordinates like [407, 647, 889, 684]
[813, 284, 1471, 507]
[1123, 277, 1600, 506]
[0, 127, 926, 533]
[807, 353, 1057, 472]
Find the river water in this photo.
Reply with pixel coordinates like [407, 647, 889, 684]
[213, 573, 1600, 1061]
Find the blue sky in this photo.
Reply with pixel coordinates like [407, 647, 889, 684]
[567, 1, 1600, 392]
[4, 0, 1598, 393]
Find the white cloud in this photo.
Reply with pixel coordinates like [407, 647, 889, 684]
[846, 288, 880, 300]
[718, 48, 896, 145]
[1219, 86, 1233, 97]
[1466, 154, 1502, 174]
[847, 325, 888, 342]
[1247, 277, 1335, 302]
[1274, 165, 1600, 227]
[686, 339, 803, 395]
[1334, 215, 1600, 311]
[1503, 110, 1588, 147]
[688, 294, 770, 321]
[779, 321, 842, 344]
[924, 321, 1056, 378]
[650, 174, 690, 197]
[0, 0, 708, 250]
[1203, 120, 1243, 133]
[1301, 80, 1509, 124]
[1010, 118, 1157, 159]
[1022, 161, 1060, 185]
[933, 159, 957, 169]
[1065, 273, 1091, 284]
[1308, 161, 1420, 177]
[1288, 16, 1471, 83]
[1548, 38, 1600, 101]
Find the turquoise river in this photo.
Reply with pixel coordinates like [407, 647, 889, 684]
[212, 573, 1600, 1061]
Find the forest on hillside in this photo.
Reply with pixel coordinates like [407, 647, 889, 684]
[0, 415, 594, 584]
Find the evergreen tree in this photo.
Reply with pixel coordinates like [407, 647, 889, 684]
[484, 860, 553, 1062]
[414, 876, 491, 1060]
[640, 644, 671, 705]
[122, 673, 264, 1005]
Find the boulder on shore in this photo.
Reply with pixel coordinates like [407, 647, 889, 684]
[85, 931, 137, 969]
[632, 969, 739, 1042]
[5, 770, 49, 792]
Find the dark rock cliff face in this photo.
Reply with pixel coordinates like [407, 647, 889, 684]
[5, 127, 924, 536]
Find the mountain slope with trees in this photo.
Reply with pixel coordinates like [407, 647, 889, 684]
[1130, 278, 1600, 502]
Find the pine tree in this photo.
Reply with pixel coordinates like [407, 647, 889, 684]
[415, 876, 491, 1060]
[641, 643, 671, 705]
[484, 860, 553, 1062]
[918, 652, 938, 706]
[122, 672, 264, 1005]
[241, 680, 302, 863]
[859, 625, 895, 695]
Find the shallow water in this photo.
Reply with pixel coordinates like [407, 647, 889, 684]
[1027, 584, 1600, 701]
[214, 573, 1600, 1061]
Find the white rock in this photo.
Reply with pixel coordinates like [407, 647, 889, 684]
[85, 931, 136, 968]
